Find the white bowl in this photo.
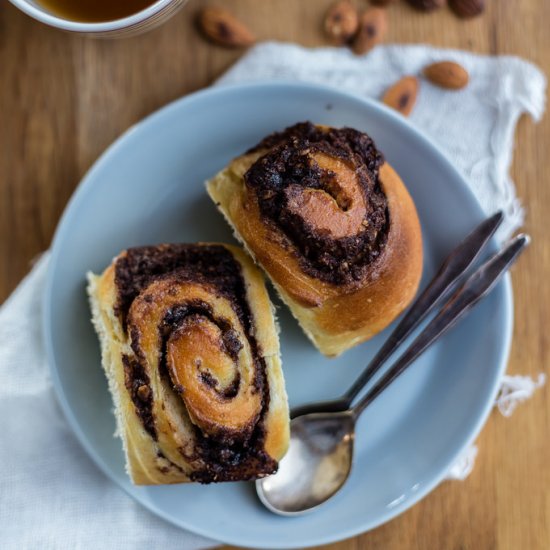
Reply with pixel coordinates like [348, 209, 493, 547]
[9, 0, 186, 37]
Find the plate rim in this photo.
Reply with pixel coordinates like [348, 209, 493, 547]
[42, 80, 513, 548]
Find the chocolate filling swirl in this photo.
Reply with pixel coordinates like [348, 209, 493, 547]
[245, 122, 389, 285]
[114, 244, 276, 483]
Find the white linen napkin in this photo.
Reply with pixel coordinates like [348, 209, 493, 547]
[0, 43, 546, 550]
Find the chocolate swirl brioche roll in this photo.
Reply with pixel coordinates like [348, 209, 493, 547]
[87, 243, 289, 485]
[207, 122, 423, 356]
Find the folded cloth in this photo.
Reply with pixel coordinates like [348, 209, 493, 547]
[0, 43, 546, 550]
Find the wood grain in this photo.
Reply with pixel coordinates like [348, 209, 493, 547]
[1, 0, 548, 548]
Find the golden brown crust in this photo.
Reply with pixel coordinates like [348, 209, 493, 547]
[87, 243, 289, 485]
[206, 125, 423, 356]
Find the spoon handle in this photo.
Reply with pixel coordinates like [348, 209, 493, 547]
[343, 210, 504, 405]
[351, 234, 529, 418]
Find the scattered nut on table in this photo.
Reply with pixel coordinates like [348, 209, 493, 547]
[424, 61, 470, 89]
[198, 6, 256, 48]
[353, 8, 388, 55]
[405, 0, 446, 12]
[448, 0, 486, 18]
[382, 76, 419, 116]
[324, 1, 360, 45]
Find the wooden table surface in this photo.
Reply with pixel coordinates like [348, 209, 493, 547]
[1, 0, 548, 548]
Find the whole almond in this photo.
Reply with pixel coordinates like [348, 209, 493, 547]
[324, 1, 359, 45]
[353, 8, 388, 55]
[198, 7, 255, 48]
[424, 61, 469, 90]
[382, 76, 419, 116]
[449, 0, 485, 18]
[405, 0, 446, 11]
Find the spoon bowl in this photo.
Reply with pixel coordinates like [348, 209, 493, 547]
[257, 412, 355, 515]
[256, 234, 528, 516]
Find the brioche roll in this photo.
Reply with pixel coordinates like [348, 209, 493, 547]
[87, 243, 289, 485]
[207, 122, 423, 356]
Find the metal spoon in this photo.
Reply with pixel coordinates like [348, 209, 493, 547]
[291, 211, 504, 419]
[257, 234, 529, 515]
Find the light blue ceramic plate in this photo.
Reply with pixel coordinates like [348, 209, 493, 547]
[43, 82, 512, 548]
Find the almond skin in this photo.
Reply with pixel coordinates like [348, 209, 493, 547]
[198, 7, 256, 48]
[353, 8, 388, 55]
[424, 61, 469, 90]
[382, 76, 419, 116]
[449, 0, 485, 18]
[324, 1, 359, 45]
[405, 0, 446, 11]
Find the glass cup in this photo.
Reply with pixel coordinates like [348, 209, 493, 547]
[8, 0, 188, 37]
